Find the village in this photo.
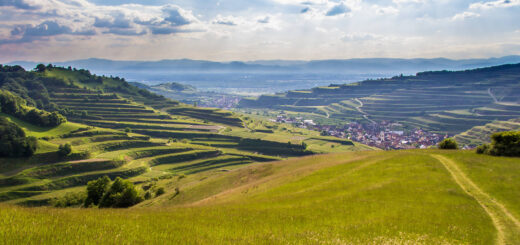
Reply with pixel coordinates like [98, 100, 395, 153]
[272, 114, 448, 150]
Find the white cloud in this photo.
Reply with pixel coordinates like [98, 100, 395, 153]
[374, 5, 399, 15]
[470, 0, 520, 10]
[452, 11, 480, 21]
[341, 32, 383, 42]
[0, 0, 520, 62]
[392, 0, 427, 5]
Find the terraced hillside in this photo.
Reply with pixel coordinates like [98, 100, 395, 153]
[0, 113, 276, 206]
[240, 63, 520, 135]
[455, 118, 520, 147]
[0, 65, 371, 205]
[1, 149, 519, 244]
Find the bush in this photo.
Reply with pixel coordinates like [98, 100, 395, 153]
[51, 192, 87, 208]
[58, 143, 72, 156]
[144, 191, 152, 200]
[99, 177, 143, 208]
[84, 176, 111, 207]
[155, 187, 165, 196]
[483, 131, 520, 157]
[476, 144, 490, 154]
[124, 127, 132, 133]
[438, 138, 458, 150]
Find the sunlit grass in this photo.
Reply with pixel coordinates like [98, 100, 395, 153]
[1, 150, 510, 244]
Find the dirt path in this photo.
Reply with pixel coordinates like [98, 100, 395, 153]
[488, 88, 499, 103]
[354, 98, 376, 124]
[432, 154, 520, 245]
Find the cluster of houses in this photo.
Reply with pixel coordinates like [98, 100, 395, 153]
[340, 122, 447, 149]
[272, 115, 447, 150]
[201, 95, 241, 109]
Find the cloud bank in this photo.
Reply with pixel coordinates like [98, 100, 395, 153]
[0, 0, 519, 62]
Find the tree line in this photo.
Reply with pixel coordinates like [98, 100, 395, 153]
[0, 117, 37, 157]
[0, 89, 66, 127]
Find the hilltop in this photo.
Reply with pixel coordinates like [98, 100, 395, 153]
[11, 56, 520, 75]
[10, 56, 520, 96]
[240, 63, 520, 138]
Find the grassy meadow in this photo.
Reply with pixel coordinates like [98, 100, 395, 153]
[2, 149, 519, 244]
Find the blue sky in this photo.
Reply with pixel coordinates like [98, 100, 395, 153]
[0, 0, 519, 62]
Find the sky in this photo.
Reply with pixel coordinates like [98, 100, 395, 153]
[0, 0, 519, 62]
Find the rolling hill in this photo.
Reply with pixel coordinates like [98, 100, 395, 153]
[1, 149, 519, 244]
[11, 56, 520, 75]
[239, 63, 520, 136]
[10, 56, 520, 96]
[0, 64, 370, 205]
[0, 63, 519, 244]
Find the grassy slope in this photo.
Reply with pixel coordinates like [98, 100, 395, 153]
[0, 68, 371, 205]
[0, 113, 85, 139]
[2, 150, 519, 244]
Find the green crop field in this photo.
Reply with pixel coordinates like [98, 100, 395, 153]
[1, 150, 519, 244]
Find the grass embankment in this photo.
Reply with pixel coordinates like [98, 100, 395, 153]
[1, 150, 518, 244]
[455, 118, 520, 147]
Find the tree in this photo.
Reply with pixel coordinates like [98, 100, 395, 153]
[0, 117, 38, 157]
[84, 176, 111, 207]
[24, 136, 38, 156]
[35, 64, 46, 72]
[155, 187, 165, 196]
[476, 144, 490, 154]
[48, 111, 67, 126]
[124, 127, 132, 133]
[99, 177, 143, 208]
[58, 143, 72, 156]
[438, 138, 458, 150]
[477, 131, 520, 157]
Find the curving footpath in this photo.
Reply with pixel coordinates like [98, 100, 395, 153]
[432, 154, 520, 245]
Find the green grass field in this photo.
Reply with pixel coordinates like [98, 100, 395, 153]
[1, 149, 518, 244]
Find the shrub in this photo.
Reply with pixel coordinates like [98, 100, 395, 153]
[99, 177, 143, 208]
[58, 143, 72, 156]
[476, 144, 490, 154]
[144, 191, 152, 200]
[438, 138, 458, 150]
[155, 187, 165, 196]
[124, 127, 132, 133]
[84, 176, 111, 207]
[51, 192, 87, 208]
[485, 131, 520, 157]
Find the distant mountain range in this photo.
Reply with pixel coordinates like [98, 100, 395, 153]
[8, 56, 520, 75]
